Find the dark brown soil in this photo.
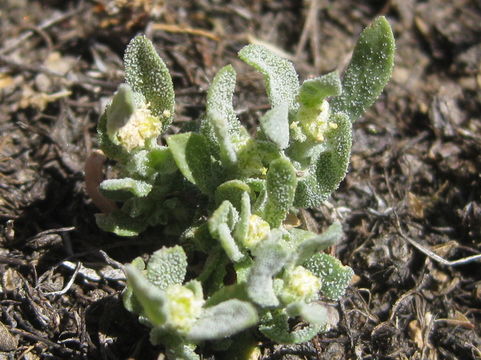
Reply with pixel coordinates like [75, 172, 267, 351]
[1, 1, 480, 359]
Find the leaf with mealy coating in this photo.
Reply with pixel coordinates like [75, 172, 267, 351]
[146, 246, 187, 291]
[124, 35, 174, 131]
[294, 222, 343, 265]
[264, 158, 298, 228]
[202, 65, 244, 166]
[99, 178, 152, 201]
[208, 201, 243, 262]
[97, 112, 129, 162]
[331, 16, 395, 122]
[259, 102, 290, 149]
[125, 265, 167, 326]
[286, 302, 328, 327]
[95, 211, 148, 237]
[188, 299, 258, 341]
[233, 191, 251, 246]
[239, 44, 299, 110]
[259, 310, 323, 344]
[303, 252, 354, 301]
[214, 180, 251, 211]
[123, 257, 145, 314]
[298, 72, 342, 108]
[247, 231, 290, 307]
[294, 112, 352, 208]
[166, 132, 213, 194]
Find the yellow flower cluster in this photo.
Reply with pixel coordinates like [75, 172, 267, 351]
[281, 266, 322, 303]
[298, 100, 337, 142]
[165, 284, 204, 333]
[116, 105, 162, 151]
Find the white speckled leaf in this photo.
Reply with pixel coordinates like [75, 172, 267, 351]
[124, 35, 175, 131]
[208, 201, 243, 261]
[206, 65, 241, 135]
[298, 71, 342, 108]
[125, 265, 167, 326]
[264, 158, 298, 227]
[331, 16, 395, 122]
[239, 44, 299, 110]
[303, 252, 354, 301]
[146, 246, 187, 291]
[100, 178, 152, 200]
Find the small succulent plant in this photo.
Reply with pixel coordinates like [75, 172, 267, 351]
[91, 16, 394, 360]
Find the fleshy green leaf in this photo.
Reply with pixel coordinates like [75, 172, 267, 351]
[202, 65, 243, 166]
[146, 246, 188, 291]
[259, 102, 290, 149]
[124, 35, 174, 131]
[125, 265, 167, 326]
[286, 302, 328, 326]
[97, 112, 129, 162]
[208, 201, 243, 262]
[294, 222, 342, 265]
[331, 16, 395, 122]
[147, 146, 178, 174]
[298, 71, 342, 108]
[215, 180, 251, 211]
[208, 201, 239, 237]
[233, 191, 251, 246]
[264, 158, 298, 227]
[166, 132, 213, 194]
[106, 84, 136, 139]
[208, 110, 238, 166]
[239, 44, 299, 110]
[95, 211, 148, 237]
[303, 253, 354, 301]
[100, 178, 152, 200]
[259, 310, 322, 344]
[218, 223, 244, 262]
[188, 300, 258, 341]
[247, 231, 290, 307]
[206, 65, 241, 135]
[294, 112, 352, 208]
[123, 257, 145, 314]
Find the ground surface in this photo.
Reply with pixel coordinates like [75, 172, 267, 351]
[0, 0, 480, 359]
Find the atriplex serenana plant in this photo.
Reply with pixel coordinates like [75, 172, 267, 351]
[91, 16, 394, 359]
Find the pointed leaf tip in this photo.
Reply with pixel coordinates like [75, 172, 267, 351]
[239, 44, 299, 110]
[124, 35, 175, 131]
[331, 16, 395, 122]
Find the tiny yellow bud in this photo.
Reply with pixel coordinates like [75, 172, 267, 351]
[298, 100, 333, 143]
